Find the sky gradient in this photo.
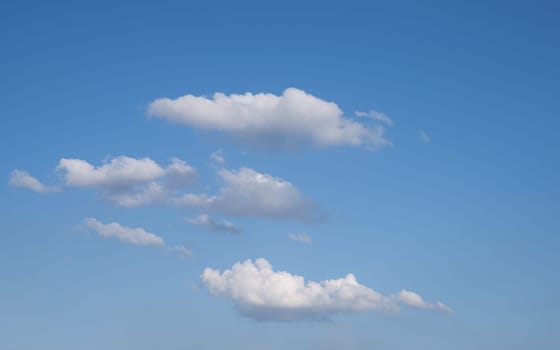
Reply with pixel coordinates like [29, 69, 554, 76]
[1, 1, 559, 349]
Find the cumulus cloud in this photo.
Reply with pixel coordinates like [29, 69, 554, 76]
[162, 158, 199, 189]
[419, 130, 430, 143]
[175, 167, 320, 222]
[201, 258, 451, 321]
[103, 182, 166, 207]
[57, 156, 163, 188]
[83, 218, 192, 257]
[148, 88, 390, 150]
[11, 157, 319, 223]
[288, 233, 312, 244]
[188, 214, 240, 235]
[57, 156, 197, 206]
[9, 170, 54, 194]
[355, 110, 394, 127]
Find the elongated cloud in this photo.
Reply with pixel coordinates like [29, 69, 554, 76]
[166, 245, 193, 258]
[10, 157, 317, 223]
[355, 110, 394, 127]
[201, 258, 451, 321]
[84, 218, 165, 246]
[188, 214, 240, 235]
[57, 156, 197, 206]
[419, 130, 430, 143]
[148, 88, 390, 150]
[83, 218, 192, 257]
[288, 233, 312, 244]
[393, 290, 452, 312]
[9, 170, 53, 194]
[57, 157, 164, 188]
[176, 167, 320, 222]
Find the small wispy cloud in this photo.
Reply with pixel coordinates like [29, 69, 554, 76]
[167, 245, 193, 258]
[392, 290, 452, 313]
[355, 110, 394, 127]
[84, 218, 165, 246]
[288, 233, 312, 244]
[9, 170, 56, 194]
[419, 130, 430, 143]
[209, 149, 225, 164]
[188, 214, 240, 235]
[83, 218, 191, 257]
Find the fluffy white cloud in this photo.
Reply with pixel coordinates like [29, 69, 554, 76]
[355, 110, 394, 127]
[288, 233, 312, 244]
[83, 218, 192, 257]
[175, 167, 319, 222]
[11, 158, 318, 222]
[9, 170, 53, 194]
[201, 258, 451, 321]
[84, 218, 165, 246]
[57, 156, 164, 188]
[188, 214, 240, 235]
[419, 130, 430, 143]
[148, 88, 390, 150]
[57, 156, 197, 206]
[10, 156, 197, 203]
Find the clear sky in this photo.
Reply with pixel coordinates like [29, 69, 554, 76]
[1, 1, 559, 349]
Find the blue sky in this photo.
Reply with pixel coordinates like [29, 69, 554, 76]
[1, 1, 559, 349]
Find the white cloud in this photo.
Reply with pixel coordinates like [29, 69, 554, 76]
[57, 156, 197, 207]
[392, 290, 452, 312]
[167, 245, 193, 258]
[84, 218, 165, 246]
[9, 170, 53, 194]
[177, 193, 215, 207]
[209, 149, 225, 164]
[10, 157, 196, 204]
[57, 156, 164, 188]
[162, 158, 199, 189]
[188, 214, 240, 235]
[11, 158, 319, 223]
[148, 88, 390, 150]
[201, 258, 451, 321]
[355, 110, 394, 127]
[419, 130, 430, 143]
[104, 182, 166, 207]
[175, 167, 319, 222]
[83, 218, 192, 258]
[288, 233, 312, 244]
